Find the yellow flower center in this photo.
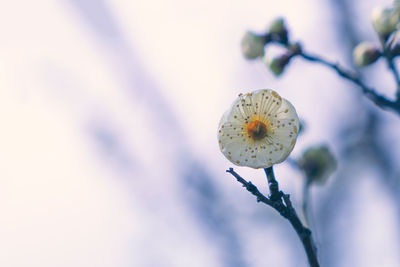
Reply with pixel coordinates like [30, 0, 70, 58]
[247, 120, 268, 140]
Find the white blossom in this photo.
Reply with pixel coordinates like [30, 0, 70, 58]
[217, 89, 299, 169]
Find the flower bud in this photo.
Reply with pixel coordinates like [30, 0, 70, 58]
[241, 31, 266, 59]
[268, 18, 288, 44]
[353, 42, 381, 67]
[298, 145, 337, 185]
[371, 6, 399, 38]
[265, 53, 291, 76]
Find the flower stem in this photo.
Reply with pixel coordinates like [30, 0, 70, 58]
[227, 167, 320, 267]
[264, 167, 281, 200]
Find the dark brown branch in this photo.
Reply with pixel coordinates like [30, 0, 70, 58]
[260, 21, 400, 115]
[227, 167, 273, 206]
[387, 58, 400, 92]
[264, 167, 281, 201]
[298, 52, 400, 115]
[226, 167, 320, 267]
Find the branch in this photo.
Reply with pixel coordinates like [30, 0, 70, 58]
[264, 167, 282, 200]
[387, 58, 400, 92]
[298, 51, 400, 114]
[226, 168, 273, 206]
[226, 167, 320, 267]
[383, 43, 400, 99]
[302, 181, 311, 227]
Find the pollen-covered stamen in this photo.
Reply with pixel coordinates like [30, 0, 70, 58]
[247, 120, 268, 140]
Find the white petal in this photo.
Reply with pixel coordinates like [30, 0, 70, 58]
[268, 98, 299, 163]
[253, 89, 282, 116]
[217, 107, 248, 166]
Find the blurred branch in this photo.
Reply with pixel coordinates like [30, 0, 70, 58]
[383, 41, 400, 98]
[227, 167, 320, 267]
[302, 181, 311, 227]
[68, 2, 248, 265]
[286, 157, 312, 225]
[387, 58, 400, 94]
[184, 164, 247, 267]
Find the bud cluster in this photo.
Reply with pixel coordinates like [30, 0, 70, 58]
[240, 18, 299, 76]
[353, 0, 400, 67]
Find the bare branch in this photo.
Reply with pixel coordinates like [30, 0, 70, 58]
[298, 51, 400, 114]
[226, 167, 320, 267]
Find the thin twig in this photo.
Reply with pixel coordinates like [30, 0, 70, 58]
[382, 37, 400, 98]
[387, 59, 400, 90]
[298, 52, 400, 114]
[226, 167, 320, 267]
[301, 178, 321, 252]
[262, 25, 400, 114]
[227, 168, 273, 206]
[302, 181, 311, 227]
[385, 54, 400, 99]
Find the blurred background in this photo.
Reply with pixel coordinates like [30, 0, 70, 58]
[1, 0, 400, 266]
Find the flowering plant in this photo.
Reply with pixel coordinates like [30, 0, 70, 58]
[222, 2, 400, 267]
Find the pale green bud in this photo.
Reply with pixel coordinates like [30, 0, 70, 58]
[265, 54, 291, 76]
[353, 42, 381, 67]
[298, 145, 337, 184]
[241, 31, 265, 59]
[269, 18, 285, 34]
[268, 18, 288, 44]
[372, 6, 399, 38]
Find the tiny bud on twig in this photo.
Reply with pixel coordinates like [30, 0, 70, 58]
[353, 42, 381, 67]
[371, 6, 399, 40]
[265, 53, 293, 76]
[268, 17, 289, 44]
[298, 145, 337, 185]
[241, 31, 266, 59]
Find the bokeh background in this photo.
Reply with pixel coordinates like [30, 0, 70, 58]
[1, 0, 400, 266]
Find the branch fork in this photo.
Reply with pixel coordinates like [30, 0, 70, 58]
[227, 167, 320, 267]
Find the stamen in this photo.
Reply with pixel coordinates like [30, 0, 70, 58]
[247, 120, 268, 140]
